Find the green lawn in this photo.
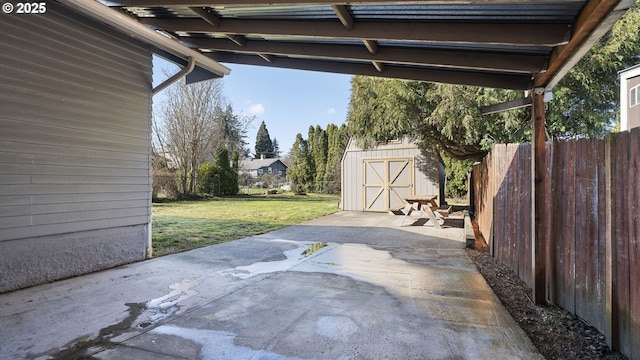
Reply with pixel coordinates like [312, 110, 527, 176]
[152, 193, 341, 256]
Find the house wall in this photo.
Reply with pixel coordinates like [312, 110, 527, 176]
[0, 3, 152, 293]
[627, 75, 640, 129]
[620, 65, 640, 131]
[341, 138, 440, 211]
[264, 162, 288, 177]
[241, 159, 288, 178]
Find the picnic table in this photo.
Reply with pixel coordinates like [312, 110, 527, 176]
[393, 195, 451, 228]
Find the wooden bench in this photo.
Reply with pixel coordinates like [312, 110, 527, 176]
[434, 205, 453, 218]
[389, 204, 408, 215]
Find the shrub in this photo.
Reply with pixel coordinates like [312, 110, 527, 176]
[152, 169, 179, 200]
[198, 148, 239, 196]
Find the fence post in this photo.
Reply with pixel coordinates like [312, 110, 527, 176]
[532, 88, 547, 304]
[604, 134, 617, 349]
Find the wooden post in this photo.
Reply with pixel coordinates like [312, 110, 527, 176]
[531, 88, 547, 304]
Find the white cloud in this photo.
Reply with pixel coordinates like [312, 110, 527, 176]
[248, 103, 265, 116]
[326, 107, 336, 115]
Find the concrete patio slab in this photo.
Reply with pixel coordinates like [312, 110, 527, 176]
[0, 211, 542, 360]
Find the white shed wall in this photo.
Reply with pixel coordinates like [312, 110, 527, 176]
[0, 3, 152, 292]
[341, 138, 440, 211]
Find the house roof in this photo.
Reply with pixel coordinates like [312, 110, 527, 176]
[239, 158, 288, 171]
[619, 63, 640, 79]
[103, 0, 634, 90]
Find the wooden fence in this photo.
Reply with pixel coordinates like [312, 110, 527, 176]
[472, 129, 640, 359]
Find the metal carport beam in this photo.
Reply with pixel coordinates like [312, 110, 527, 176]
[142, 18, 571, 47]
[57, 0, 230, 79]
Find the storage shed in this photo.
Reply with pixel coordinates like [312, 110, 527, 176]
[341, 137, 442, 212]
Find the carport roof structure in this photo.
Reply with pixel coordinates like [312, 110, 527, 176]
[101, 0, 635, 90]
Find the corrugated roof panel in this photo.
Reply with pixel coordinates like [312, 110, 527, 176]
[125, 6, 195, 18]
[129, 2, 586, 22]
[212, 5, 336, 20]
[124, 2, 585, 22]
[350, 3, 585, 22]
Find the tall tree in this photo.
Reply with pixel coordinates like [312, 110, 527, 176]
[198, 147, 239, 196]
[323, 124, 349, 194]
[347, 78, 526, 161]
[272, 138, 281, 158]
[346, 2, 640, 160]
[306, 125, 317, 182]
[311, 125, 328, 193]
[287, 134, 314, 193]
[213, 104, 252, 159]
[547, 1, 640, 137]
[254, 121, 275, 159]
[155, 78, 226, 196]
[347, 77, 423, 149]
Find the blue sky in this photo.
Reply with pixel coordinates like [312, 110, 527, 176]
[152, 57, 353, 156]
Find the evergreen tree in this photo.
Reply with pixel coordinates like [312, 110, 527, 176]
[255, 121, 275, 158]
[347, 3, 640, 160]
[213, 104, 251, 159]
[306, 125, 316, 182]
[323, 124, 349, 194]
[288, 134, 314, 193]
[198, 147, 239, 196]
[272, 138, 281, 158]
[232, 151, 239, 171]
[311, 125, 328, 193]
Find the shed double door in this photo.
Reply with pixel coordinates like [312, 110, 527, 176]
[362, 158, 413, 212]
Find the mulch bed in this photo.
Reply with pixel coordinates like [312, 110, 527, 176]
[466, 220, 627, 359]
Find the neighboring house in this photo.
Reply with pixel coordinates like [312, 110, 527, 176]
[341, 137, 444, 212]
[239, 158, 289, 178]
[0, 1, 228, 294]
[620, 64, 640, 131]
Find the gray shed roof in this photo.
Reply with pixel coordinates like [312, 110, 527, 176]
[105, 0, 634, 90]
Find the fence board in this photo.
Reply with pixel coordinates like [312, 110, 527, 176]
[560, 140, 577, 312]
[494, 144, 507, 263]
[549, 141, 562, 304]
[614, 132, 631, 356]
[519, 144, 533, 287]
[472, 132, 640, 359]
[595, 139, 607, 332]
[473, 151, 493, 252]
[506, 144, 519, 274]
[542, 142, 553, 299]
[567, 141, 591, 314]
[574, 139, 590, 320]
[628, 129, 640, 359]
[574, 139, 604, 329]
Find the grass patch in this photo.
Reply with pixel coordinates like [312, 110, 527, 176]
[152, 193, 340, 256]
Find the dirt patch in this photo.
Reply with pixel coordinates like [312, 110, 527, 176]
[467, 220, 627, 360]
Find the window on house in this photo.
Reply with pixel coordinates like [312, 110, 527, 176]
[631, 85, 639, 108]
[258, 169, 263, 175]
[268, 167, 273, 174]
[279, 170, 284, 176]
